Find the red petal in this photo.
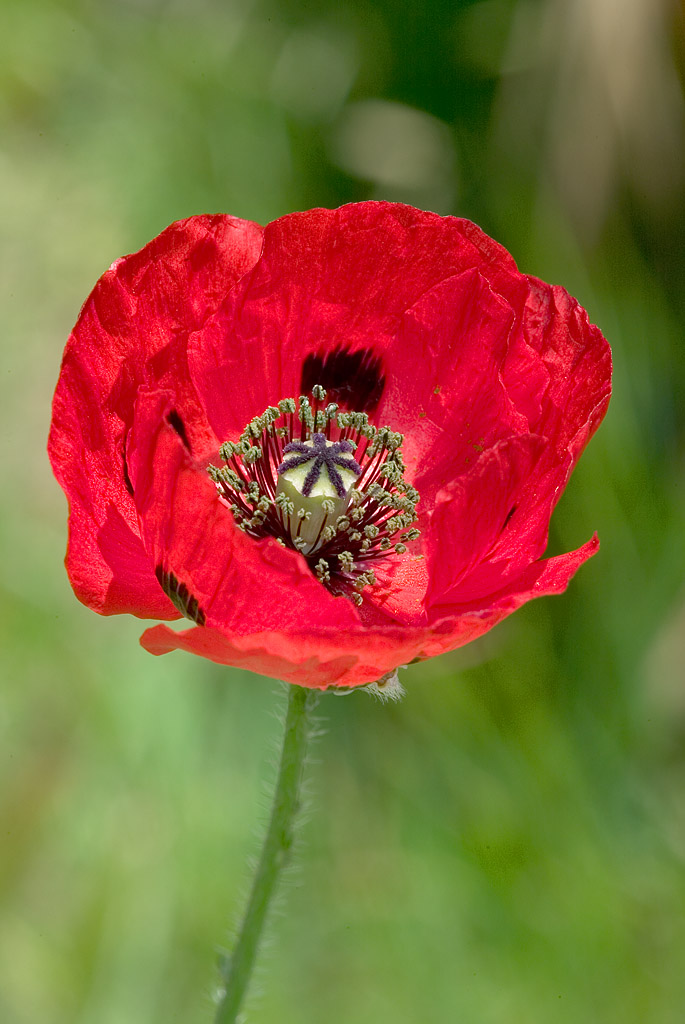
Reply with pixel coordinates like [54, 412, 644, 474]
[126, 387, 443, 688]
[420, 535, 599, 660]
[138, 621, 429, 689]
[425, 434, 548, 605]
[138, 537, 598, 688]
[379, 268, 528, 502]
[126, 388, 364, 637]
[49, 214, 263, 616]
[188, 202, 527, 442]
[514, 278, 612, 454]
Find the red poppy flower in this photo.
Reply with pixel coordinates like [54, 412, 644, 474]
[48, 203, 611, 689]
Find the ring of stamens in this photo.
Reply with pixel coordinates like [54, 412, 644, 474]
[207, 385, 420, 606]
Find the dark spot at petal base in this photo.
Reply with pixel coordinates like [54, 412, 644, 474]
[122, 432, 134, 497]
[502, 505, 517, 531]
[300, 347, 385, 413]
[167, 409, 190, 451]
[155, 565, 206, 625]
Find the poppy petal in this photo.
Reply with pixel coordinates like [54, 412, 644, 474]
[188, 202, 527, 443]
[49, 214, 263, 616]
[420, 535, 599, 660]
[126, 389, 363, 638]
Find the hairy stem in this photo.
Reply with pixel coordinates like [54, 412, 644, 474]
[214, 684, 316, 1023]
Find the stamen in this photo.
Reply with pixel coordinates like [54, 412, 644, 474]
[207, 387, 421, 606]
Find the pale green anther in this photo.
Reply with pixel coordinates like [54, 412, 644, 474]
[220, 441, 237, 461]
[338, 551, 354, 572]
[258, 497, 272, 513]
[279, 398, 297, 415]
[385, 513, 413, 533]
[321, 498, 336, 515]
[224, 469, 243, 490]
[293, 537, 307, 552]
[379, 462, 401, 482]
[349, 530, 362, 542]
[367, 483, 388, 502]
[276, 427, 289, 438]
[354, 570, 374, 590]
[315, 558, 330, 583]
[325, 403, 339, 420]
[297, 396, 314, 430]
[347, 412, 368, 431]
[349, 489, 363, 505]
[369, 427, 397, 455]
[402, 528, 421, 542]
[321, 525, 336, 543]
[377, 430, 402, 452]
[312, 384, 327, 401]
[275, 492, 295, 515]
[243, 446, 262, 464]
[364, 524, 379, 539]
[349, 507, 365, 522]
[296, 508, 312, 521]
[394, 543, 407, 554]
[351, 592, 363, 606]
[379, 537, 392, 551]
[390, 494, 413, 512]
[361, 539, 371, 551]
[336, 516, 350, 532]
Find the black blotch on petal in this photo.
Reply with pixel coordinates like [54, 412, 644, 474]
[501, 505, 517, 531]
[300, 346, 385, 413]
[155, 565, 206, 626]
[167, 409, 191, 451]
[122, 432, 134, 497]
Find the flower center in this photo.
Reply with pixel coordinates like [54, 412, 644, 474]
[208, 385, 420, 606]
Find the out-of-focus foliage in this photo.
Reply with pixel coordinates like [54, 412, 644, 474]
[1, 0, 684, 1021]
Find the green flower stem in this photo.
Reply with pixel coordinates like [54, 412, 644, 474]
[214, 683, 317, 1024]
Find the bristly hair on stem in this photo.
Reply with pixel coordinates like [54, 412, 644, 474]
[212, 684, 320, 1024]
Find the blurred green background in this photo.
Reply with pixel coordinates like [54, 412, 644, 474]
[2, 0, 685, 1021]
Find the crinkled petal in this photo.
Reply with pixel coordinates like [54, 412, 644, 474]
[48, 214, 263, 616]
[126, 389, 364, 638]
[188, 202, 528, 442]
[139, 619, 431, 689]
[48, 202, 611, 682]
[420, 535, 600, 659]
[425, 434, 548, 607]
[379, 268, 528, 501]
[139, 536, 597, 687]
